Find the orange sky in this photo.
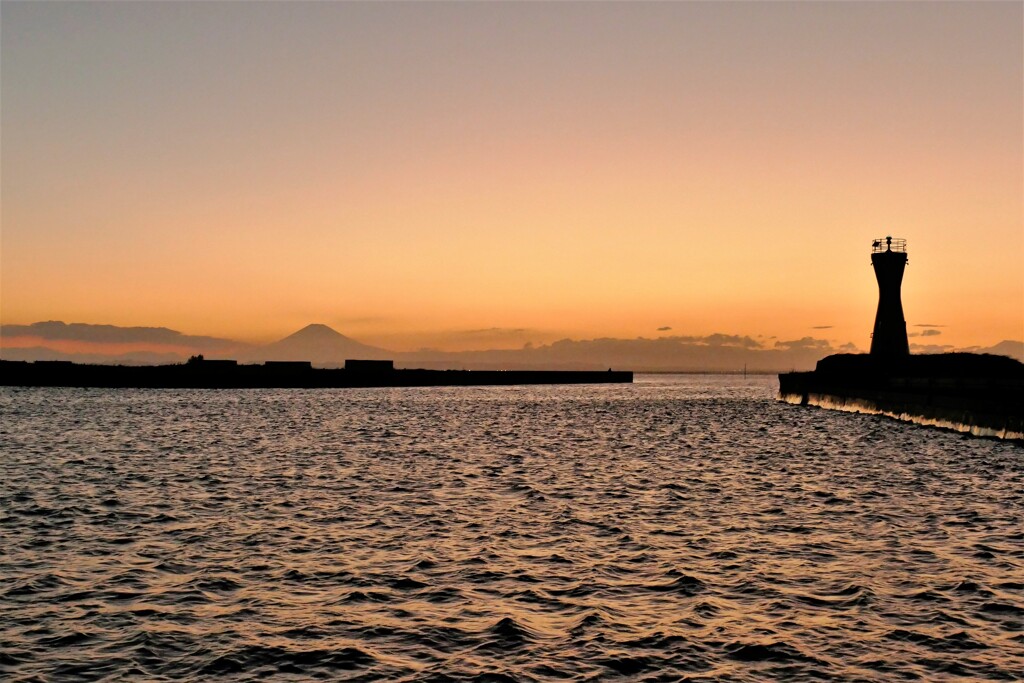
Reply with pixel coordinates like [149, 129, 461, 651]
[2, 2, 1021, 352]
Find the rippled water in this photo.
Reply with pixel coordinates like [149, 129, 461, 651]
[2, 375, 1022, 681]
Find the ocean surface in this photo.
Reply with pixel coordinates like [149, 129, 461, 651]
[1, 375, 1022, 682]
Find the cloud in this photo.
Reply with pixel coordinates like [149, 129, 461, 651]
[913, 323, 945, 328]
[461, 327, 531, 335]
[909, 343, 955, 354]
[774, 336, 832, 351]
[811, 325, 833, 329]
[657, 326, 672, 332]
[629, 333, 762, 348]
[697, 333, 762, 348]
[436, 326, 538, 351]
[401, 333, 847, 371]
[910, 329, 942, 338]
[0, 321, 249, 363]
[1, 321, 240, 351]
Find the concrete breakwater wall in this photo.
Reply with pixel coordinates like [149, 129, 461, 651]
[0, 360, 633, 389]
[779, 354, 1024, 441]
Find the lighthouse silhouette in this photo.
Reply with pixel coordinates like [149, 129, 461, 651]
[870, 236, 910, 356]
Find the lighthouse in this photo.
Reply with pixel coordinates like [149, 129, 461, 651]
[869, 236, 910, 357]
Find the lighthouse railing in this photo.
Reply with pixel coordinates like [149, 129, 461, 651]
[871, 238, 907, 253]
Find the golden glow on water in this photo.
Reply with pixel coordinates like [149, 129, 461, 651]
[2, 378, 1022, 679]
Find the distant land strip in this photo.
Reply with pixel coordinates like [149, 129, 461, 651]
[0, 359, 632, 389]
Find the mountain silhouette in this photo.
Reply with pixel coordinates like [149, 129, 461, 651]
[3, 320, 1021, 369]
[248, 324, 392, 365]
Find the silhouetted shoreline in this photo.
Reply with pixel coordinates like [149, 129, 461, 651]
[0, 358, 632, 389]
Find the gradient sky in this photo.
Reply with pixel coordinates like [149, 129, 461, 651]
[2, 1, 1021, 351]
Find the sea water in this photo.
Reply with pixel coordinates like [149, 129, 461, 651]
[1, 375, 1021, 681]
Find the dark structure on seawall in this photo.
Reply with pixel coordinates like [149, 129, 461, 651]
[0, 357, 632, 389]
[779, 237, 1023, 440]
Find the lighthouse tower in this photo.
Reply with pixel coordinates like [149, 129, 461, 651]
[870, 236, 910, 357]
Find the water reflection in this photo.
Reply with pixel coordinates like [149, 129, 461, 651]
[1, 377, 1021, 681]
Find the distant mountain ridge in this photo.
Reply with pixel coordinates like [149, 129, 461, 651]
[241, 323, 392, 365]
[2, 320, 1022, 370]
[0, 346, 186, 366]
[0, 321, 393, 366]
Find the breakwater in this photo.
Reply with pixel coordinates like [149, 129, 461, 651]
[0, 359, 632, 389]
[779, 353, 1023, 440]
